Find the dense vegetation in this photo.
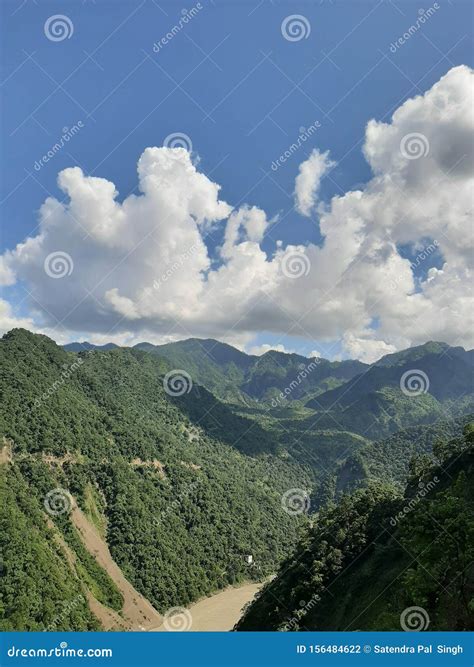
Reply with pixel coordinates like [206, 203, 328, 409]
[236, 427, 474, 631]
[0, 329, 312, 630]
[0, 465, 100, 631]
[2, 329, 473, 631]
[87, 338, 368, 406]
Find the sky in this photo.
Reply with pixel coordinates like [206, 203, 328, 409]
[0, 0, 473, 362]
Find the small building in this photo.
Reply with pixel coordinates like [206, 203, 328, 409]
[244, 554, 253, 565]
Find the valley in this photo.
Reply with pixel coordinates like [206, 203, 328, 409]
[1, 328, 473, 632]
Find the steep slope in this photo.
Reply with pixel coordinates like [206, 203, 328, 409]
[133, 338, 367, 405]
[70, 505, 163, 631]
[305, 343, 474, 439]
[0, 329, 313, 630]
[236, 426, 474, 631]
[311, 342, 473, 408]
[135, 338, 254, 404]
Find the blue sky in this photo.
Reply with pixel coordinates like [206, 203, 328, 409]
[1, 0, 473, 360]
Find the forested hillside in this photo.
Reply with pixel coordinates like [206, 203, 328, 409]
[68, 338, 367, 406]
[2, 329, 473, 632]
[0, 329, 312, 630]
[236, 427, 474, 631]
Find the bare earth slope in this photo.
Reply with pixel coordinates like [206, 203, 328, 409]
[71, 505, 163, 631]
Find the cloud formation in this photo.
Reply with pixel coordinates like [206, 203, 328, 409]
[294, 148, 335, 216]
[2, 66, 473, 362]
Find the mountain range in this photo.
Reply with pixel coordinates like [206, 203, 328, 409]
[1, 329, 473, 631]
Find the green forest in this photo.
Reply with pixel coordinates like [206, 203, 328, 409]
[1, 328, 473, 631]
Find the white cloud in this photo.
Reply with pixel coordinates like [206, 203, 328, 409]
[342, 333, 397, 364]
[221, 205, 271, 258]
[0, 298, 72, 344]
[1, 66, 473, 362]
[294, 149, 335, 216]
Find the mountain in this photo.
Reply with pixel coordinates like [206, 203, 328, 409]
[0, 329, 313, 630]
[60, 337, 474, 471]
[311, 342, 473, 407]
[134, 338, 367, 405]
[135, 338, 254, 404]
[236, 425, 474, 631]
[64, 342, 119, 352]
[313, 415, 471, 506]
[3, 329, 473, 632]
[305, 342, 474, 439]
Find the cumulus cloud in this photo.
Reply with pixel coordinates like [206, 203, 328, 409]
[0, 298, 72, 344]
[1, 66, 473, 361]
[342, 333, 397, 364]
[294, 148, 335, 216]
